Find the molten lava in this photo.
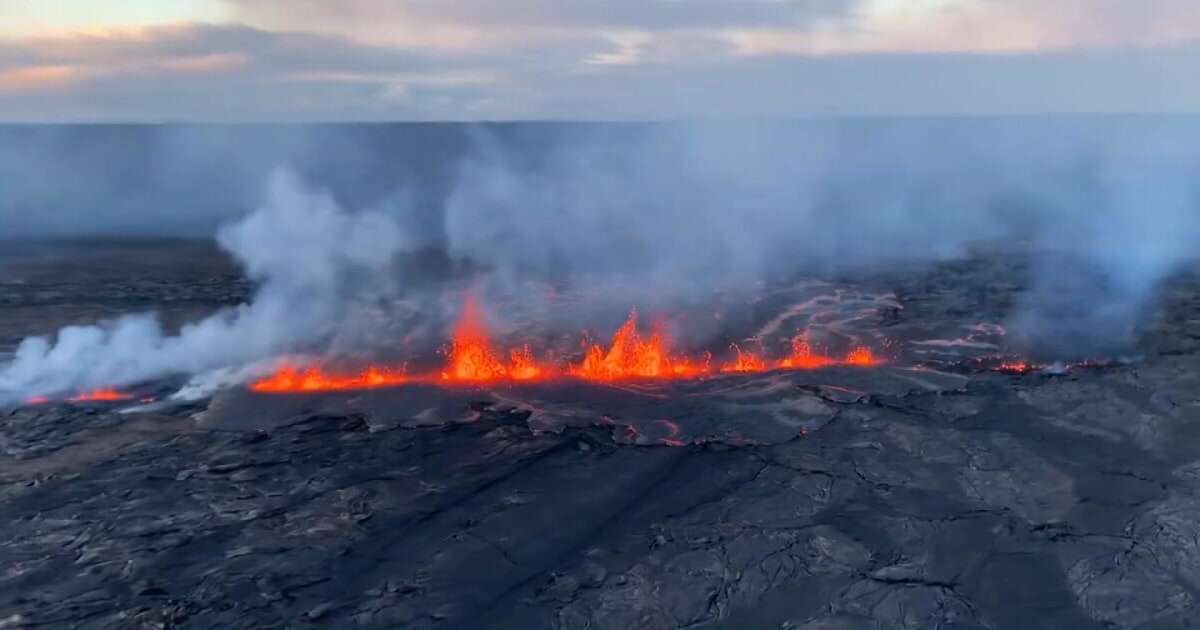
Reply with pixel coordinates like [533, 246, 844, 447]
[243, 298, 888, 394]
[844, 346, 880, 366]
[508, 345, 543, 380]
[997, 361, 1036, 374]
[23, 389, 136, 405]
[778, 337, 836, 370]
[68, 389, 134, 403]
[776, 336, 879, 369]
[251, 364, 406, 393]
[442, 296, 545, 382]
[721, 344, 768, 373]
[571, 309, 704, 381]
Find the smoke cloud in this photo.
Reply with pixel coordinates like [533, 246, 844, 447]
[0, 169, 410, 402]
[442, 121, 1200, 355]
[1011, 156, 1200, 358]
[1, 119, 1199, 400]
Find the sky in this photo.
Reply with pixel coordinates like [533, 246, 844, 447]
[0, 0, 1199, 120]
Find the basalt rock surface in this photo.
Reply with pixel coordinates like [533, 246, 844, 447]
[2, 242, 1200, 629]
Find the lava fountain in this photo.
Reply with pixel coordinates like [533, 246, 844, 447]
[442, 295, 545, 382]
[570, 308, 707, 381]
[244, 297, 887, 395]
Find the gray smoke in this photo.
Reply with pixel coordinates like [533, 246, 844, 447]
[0, 169, 409, 403]
[1011, 158, 1200, 358]
[443, 121, 1200, 355]
[1, 119, 1198, 401]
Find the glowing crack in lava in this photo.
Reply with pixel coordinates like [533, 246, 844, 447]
[570, 309, 706, 381]
[250, 364, 407, 393]
[442, 296, 544, 382]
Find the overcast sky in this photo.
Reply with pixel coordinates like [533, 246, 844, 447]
[1, 0, 1199, 121]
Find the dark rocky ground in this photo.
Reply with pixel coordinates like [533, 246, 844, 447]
[3, 241, 1200, 629]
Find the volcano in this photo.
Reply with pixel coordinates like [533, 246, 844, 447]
[1, 239, 1195, 630]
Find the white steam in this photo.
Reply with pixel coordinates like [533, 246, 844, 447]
[0, 170, 408, 403]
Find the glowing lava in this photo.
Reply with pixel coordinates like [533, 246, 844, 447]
[571, 309, 704, 381]
[68, 389, 134, 403]
[778, 337, 836, 370]
[22, 389, 136, 405]
[721, 344, 768, 373]
[844, 346, 880, 366]
[776, 336, 879, 369]
[251, 364, 406, 393]
[508, 345, 543, 380]
[442, 296, 544, 382]
[997, 361, 1037, 374]
[245, 300, 888, 393]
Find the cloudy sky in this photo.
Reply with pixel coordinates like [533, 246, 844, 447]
[1, 0, 1199, 120]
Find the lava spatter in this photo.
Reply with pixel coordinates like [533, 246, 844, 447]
[442, 295, 546, 383]
[571, 309, 703, 381]
[721, 344, 768, 373]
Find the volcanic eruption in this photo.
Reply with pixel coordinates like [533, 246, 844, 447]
[238, 293, 887, 397]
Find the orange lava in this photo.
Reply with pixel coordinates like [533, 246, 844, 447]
[571, 309, 703, 381]
[844, 346, 880, 366]
[67, 389, 134, 403]
[997, 361, 1037, 374]
[778, 337, 836, 370]
[721, 344, 768, 373]
[442, 295, 544, 382]
[250, 364, 406, 393]
[508, 345, 543, 380]
[245, 300, 888, 392]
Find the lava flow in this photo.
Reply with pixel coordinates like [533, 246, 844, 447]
[25, 389, 136, 405]
[250, 364, 407, 393]
[69, 389, 135, 402]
